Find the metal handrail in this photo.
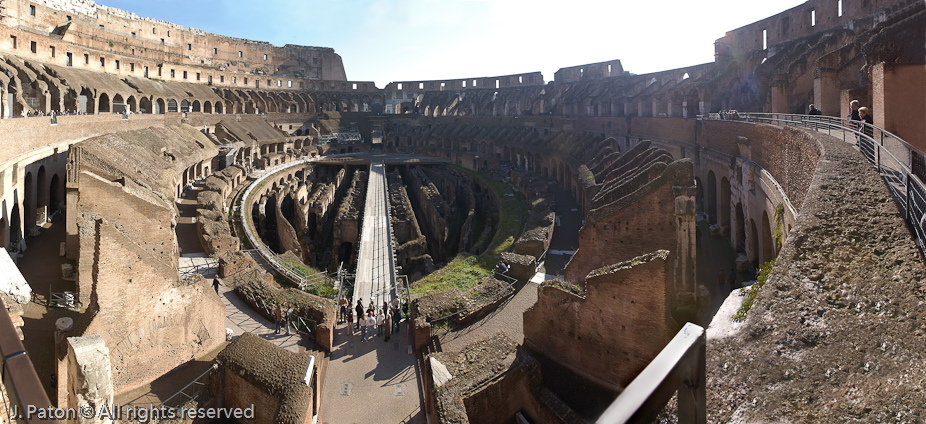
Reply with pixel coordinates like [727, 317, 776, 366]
[238, 155, 341, 290]
[596, 323, 705, 424]
[716, 113, 926, 256]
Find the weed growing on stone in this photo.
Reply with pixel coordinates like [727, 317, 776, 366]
[733, 260, 775, 322]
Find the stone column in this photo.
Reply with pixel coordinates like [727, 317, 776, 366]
[55, 317, 73, 410]
[813, 68, 839, 116]
[673, 185, 697, 302]
[67, 334, 113, 424]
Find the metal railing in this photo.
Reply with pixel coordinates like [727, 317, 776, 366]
[712, 113, 926, 257]
[596, 323, 705, 424]
[237, 156, 338, 291]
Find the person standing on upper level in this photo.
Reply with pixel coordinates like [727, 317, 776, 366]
[847, 100, 861, 122]
[858, 107, 874, 139]
[807, 104, 821, 115]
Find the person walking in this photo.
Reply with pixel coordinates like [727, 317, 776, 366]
[347, 308, 354, 335]
[364, 312, 376, 342]
[376, 309, 386, 338]
[359, 310, 368, 342]
[285, 305, 293, 336]
[392, 305, 401, 333]
[274, 303, 283, 334]
[355, 300, 364, 331]
[384, 310, 392, 342]
[847, 99, 861, 122]
[212, 278, 220, 294]
[858, 107, 874, 138]
[807, 104, 821, 115]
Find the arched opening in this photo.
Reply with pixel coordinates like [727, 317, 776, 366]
[0, 218, 6, 248]
[706, 171, 717, 224]
[49, 174, 61, 215]
[203, 101, 212, 114]
[139, 97, 152, 114]
[167, 99, 178, 113]
[79, 88, 95, 114]
[24, 172, 34, 231]
[112, 94, 125, 113]
[191, 100, 201, 113]
[126, 96, 137, 114]
[36, 167, 47, 224]
[761, 211, 775, 264]
[180, 100, 190, 113]
[215, 102, 224, 114]
[98, 93, 111, 113]
[10, 203, 21, 246]
[734, 202, 745, 252]
[720, 177, 731, 228]
[750, 218, 759, 268]
[155, 98, 165, 114]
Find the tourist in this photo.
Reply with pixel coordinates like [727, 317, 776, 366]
[847, 100, 860, 122]
[807, 104, 821, 115]
[384, 310, 392, 342]
[392, 305, 401, 333]
[858, 107, 874, 138]
[359, 310, 368, 342]
[274, 303, 283, 334]
[355, 300, 364, 330]
[347, 308, 354, 334]
[365, 312, 376, 342]
[338, 296, 348, 324]
[376, 309, 385, 337]
[285, 306, 293, 335]
[212, 277, 220, 293]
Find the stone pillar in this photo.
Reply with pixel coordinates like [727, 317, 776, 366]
[813, 68, 840, 116]
[673, 185, 697, 302]
[871, 63, 926, 152]
[55, 317, 73, 409]
[65, 148, 81, 260]
[699, 101, 711, 116]
[2, 88, 11, 118]
[770, 76, 790, 113]
[67, 334, 113, 424]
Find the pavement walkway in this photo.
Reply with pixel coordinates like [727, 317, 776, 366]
[320, 319, 425, 424]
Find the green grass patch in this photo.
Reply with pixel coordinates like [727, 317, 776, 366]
[411, 165, 529, 297]
[733, 260, 775, 322]
[278, 254, 324, 278]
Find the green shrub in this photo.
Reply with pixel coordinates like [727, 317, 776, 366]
[733, 260, 775, 322]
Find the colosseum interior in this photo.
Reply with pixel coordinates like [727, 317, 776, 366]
[0, 0, 923, 423]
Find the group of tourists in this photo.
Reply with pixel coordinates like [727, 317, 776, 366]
[338, 296, 403, 343]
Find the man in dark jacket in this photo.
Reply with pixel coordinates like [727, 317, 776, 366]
[807, 104, 821, 115]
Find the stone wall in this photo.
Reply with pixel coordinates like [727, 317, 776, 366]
[524, 251, 675, 392]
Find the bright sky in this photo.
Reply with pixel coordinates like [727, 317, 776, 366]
[99, 0, 806, 87]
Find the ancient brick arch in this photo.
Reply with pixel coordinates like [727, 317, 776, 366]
[155, 98, 165, 114]
[191, 100, 201, 113]
[203, 101, 212, 114]
[98, 92, 111, 113]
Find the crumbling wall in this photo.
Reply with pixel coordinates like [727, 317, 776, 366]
[524, 251, 675, 392]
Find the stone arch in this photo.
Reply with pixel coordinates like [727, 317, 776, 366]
[215, 102, 224, 114]
[167, 99, 178, 113]
[98, 92, 111, 113]
[10, 199, 21, 245]
[139, 97, 152, 114]
[36, 166, 47, 222]
[192, 100, 201, 113]
[156, 98, 165, 114]
[79, 88, 95, 114]
[126, 96, 137, 114]
[204, 101, 212, 114]
[112, 94, 124, 113]
[49, 173, 62, 214]
[180, 100, 190, 113]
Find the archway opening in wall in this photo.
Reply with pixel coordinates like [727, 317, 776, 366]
[761, 211, 774, 264]
[167, 99, 178, 113]
[750, 218, 759, 268]
[192, 100, 201, 113]
[36, 167, 47, 224]
[216, 102, 224, 114]
[79, 88, 94, 114]
[10, 204, 21, 246]
[706, 171, 717, 224]
[156, 98, 165, 114]
[734, 202, 745, 252]
[24, 172, 34, 230]
[126, 96, 137, 114]
[180, 100, 190, 113]
[204, 101, 212, 114]
[49, 174, 61, 215]
[0, 218, 6, 248]
[139, 97, 152, 114]
[720, 177, 731, 228]
[112, 94, 125, 114]
[98, 93, 111, 113]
